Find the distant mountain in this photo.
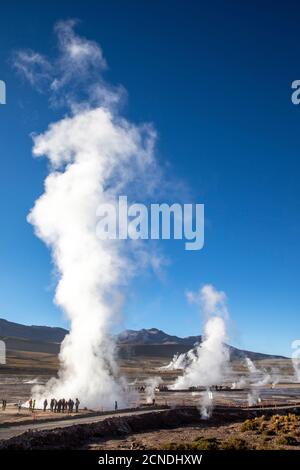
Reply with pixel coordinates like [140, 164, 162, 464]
[0, 318, 286, 360]
[0, 318, 67, 343]
[117, 328, 201, 346]
[116, 327, 286, 361]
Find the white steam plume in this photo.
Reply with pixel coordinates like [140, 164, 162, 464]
[245, 357, 258, 374]
[172, 284, 230, 389]
[292, 340, 300, 382]
[144, 377, 161, 404]
[245, 357, 280, 388]
[159, 348, 197, 371]
[15, 21, 161, 409]
[293, 361, 300, 383]
[200, 390, 213, 419]
[247, 390, 260, 406]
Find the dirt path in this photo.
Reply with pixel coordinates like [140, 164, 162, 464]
[0, 408, 166, 441]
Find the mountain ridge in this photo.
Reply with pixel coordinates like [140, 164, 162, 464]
[117, 327, 201, 346]
[0, 318, 67, 343]
[0, 318, 286, 360]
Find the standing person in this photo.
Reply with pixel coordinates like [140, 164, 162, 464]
[18, 400, 22, 413]
[2, 399, 7, 411]
[54, 399, 58, 412]
[43, 399, 48, 412]
[75, 398, 80, 413]
[32, 399, 36, 411]
[115, 400, 118, 411]
[29, 398, 32, 411]
[61, 398, 65, 413]
[68, 398, 72, 413]
[50, 398, 54, 412]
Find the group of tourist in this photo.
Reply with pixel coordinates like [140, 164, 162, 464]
[20, 397, 80, 413]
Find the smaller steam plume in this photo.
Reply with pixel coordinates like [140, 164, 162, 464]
[172, 284, 230, 390]
[245, 357, 258, 374]
[144, 377, 161, 404]
[245, 357, 280, 388]
[159, 349, 197, 371]
[200, 389, 213, 419]
[247, 390, 261, 406]
[292, 340, 300, 382]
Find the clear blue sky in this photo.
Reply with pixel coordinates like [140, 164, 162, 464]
[0, 0, 300, 356]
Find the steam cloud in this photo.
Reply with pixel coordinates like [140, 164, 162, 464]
[144, 377, 161, 404]
[292, 340, 300, 382]
[15, 21, 161, 408]
[172, 284, 230, 389]
[159, 350, 194, 371]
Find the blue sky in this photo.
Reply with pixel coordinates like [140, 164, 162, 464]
[0, 1, 300, 356]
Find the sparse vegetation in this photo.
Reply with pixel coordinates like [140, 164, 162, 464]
[240, 413, 300, 448]
[269, 414, 299, 434]
[162, 436, 219, 450]
[161, 413, 300, 452]
[192, 437, 219, 450]
[163, 435, 254, 451]
[240, 415, 266, 433]
[221, 437, 252, 450]
[277, 435, 299, 446]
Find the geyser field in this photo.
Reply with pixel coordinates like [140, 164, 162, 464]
[1, 352, 300, 450]
[1, 20, 299, 452]
[1, 311, 300, 449]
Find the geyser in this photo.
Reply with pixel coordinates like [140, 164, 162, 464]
[172, 284, 230, 390]
[15, 20, 160, 408]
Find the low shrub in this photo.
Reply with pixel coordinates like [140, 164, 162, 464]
[162, 437, 219, 451]
[192, 437, 219, 450]
[221, 437, 252, 450]
[277, 435, 299, 446]
[241, 416, 265, 433]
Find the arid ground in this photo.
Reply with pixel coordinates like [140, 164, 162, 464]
[1, 348, 300, 449]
